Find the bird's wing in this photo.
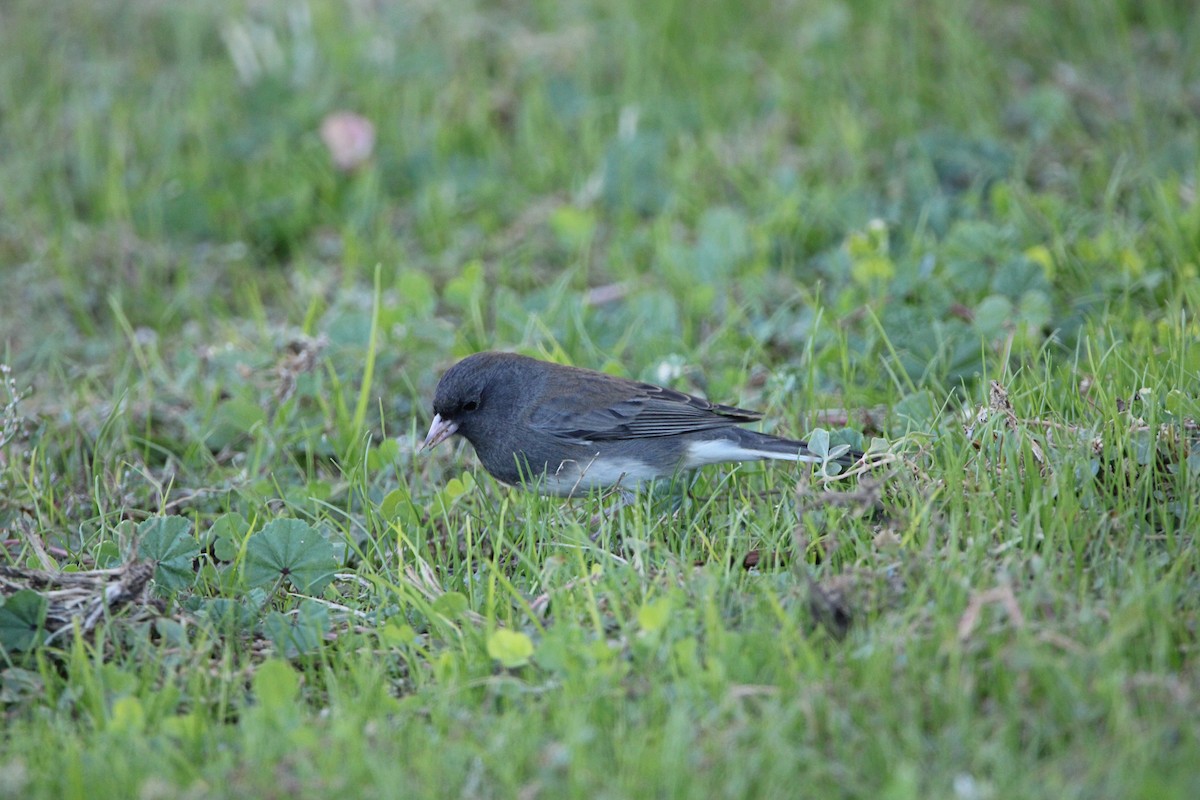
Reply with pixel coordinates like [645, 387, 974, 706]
[530, 381, 762, 441]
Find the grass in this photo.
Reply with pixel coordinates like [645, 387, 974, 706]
[1, 0, 1198, 797]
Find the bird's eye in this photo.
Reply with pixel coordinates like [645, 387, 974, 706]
[462, 400, 479, 412]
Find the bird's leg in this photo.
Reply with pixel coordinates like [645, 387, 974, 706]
[587, 482, 636, 540]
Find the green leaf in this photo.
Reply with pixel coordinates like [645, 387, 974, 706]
[137, 516, 198, 593]
[0, 590, 47, 652]
[829, 428, 865, 453]
[161, 712, 205, 742]
[1017, 289, 1053, 332]
[866, 437, 891, 454]
[380, 619, 418, 647]
[0, 667, 44, 703]
[245, 519, 338, 594]
[973, 294, 1013, 340]
[991, 257, 1050, 298]
[109, 696, 147, 734]
[253, 659, 300, 712]
[396, 268, 436, 319]
[807, 428, 831, 459]
[379, 487, 409, 521]
[444, 260, 485, 311]
[850, 254, 895, 287]
[443, 472, 476, 500]
[549, 205, 597, 249]
[487, 628, 535, 668]
[431, 591, 469, 618]
[367, 438, 401, 471]
[196, 598, 259, 632]
[264, 600, 331, 658]
[207, 397, 267, 450]
[96, 540, 123, 569]
[672, 636, 702, 675]
[893, 391, 939, 434]
[210, 512, 251, 563]
[637, 597, 673, 634]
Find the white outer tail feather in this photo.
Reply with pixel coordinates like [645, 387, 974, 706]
[683, 439, 820, 467]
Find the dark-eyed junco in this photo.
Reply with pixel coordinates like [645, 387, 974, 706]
[421, 352, 860, 496]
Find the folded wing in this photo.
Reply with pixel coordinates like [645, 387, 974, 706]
[531, 381, 762, 442]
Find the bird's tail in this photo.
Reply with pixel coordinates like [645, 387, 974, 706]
[686, 429, 863, 469]
[752, 430, 864, 467]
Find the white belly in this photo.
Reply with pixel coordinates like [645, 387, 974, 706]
[536, 456, 664, 497]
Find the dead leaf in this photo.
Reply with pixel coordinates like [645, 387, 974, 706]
[957, 585, 1025, 641]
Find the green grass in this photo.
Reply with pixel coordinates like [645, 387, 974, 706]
[2, 0, 1199, 797]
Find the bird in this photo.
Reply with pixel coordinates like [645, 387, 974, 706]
[421, 351, 860, 497]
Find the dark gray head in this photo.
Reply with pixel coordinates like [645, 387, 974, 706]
[423, 352, 536, 450]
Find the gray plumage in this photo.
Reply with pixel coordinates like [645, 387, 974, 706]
[423, 351, 859, 496]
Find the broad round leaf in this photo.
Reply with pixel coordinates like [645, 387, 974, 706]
[264, 600, 331, 658]
[245, 519, 337, 594]
[210, 513, 251, 563]
[137, 516, 198, 593]
[253, 659, 300, 712]
[487, 628, 535, 669]
[0, 590, 48, 652]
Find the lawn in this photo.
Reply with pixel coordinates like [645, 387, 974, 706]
[1, 0, 1198, 797]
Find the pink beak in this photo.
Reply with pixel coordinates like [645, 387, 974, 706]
[420, 413, 459, 451]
